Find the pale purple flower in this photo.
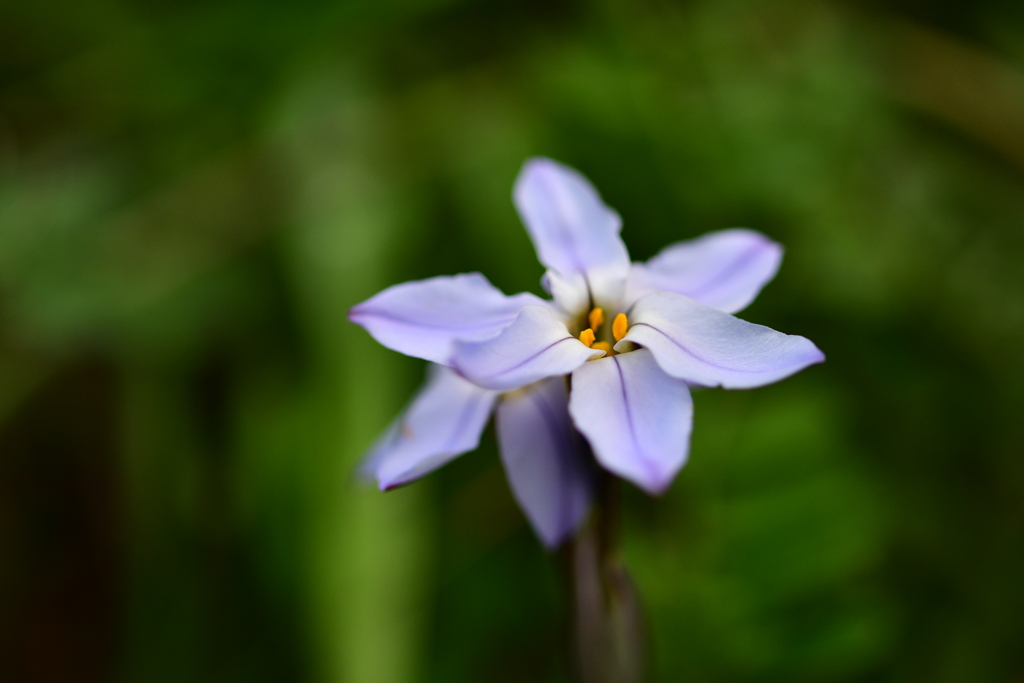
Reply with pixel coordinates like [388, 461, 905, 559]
[350, 158, 824, 548]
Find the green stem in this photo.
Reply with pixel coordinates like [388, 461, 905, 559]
[565, 469, 648, 683]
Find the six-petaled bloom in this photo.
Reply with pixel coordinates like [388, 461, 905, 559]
[350, 158, 824, 548]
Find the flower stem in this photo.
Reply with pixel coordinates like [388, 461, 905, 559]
[564, 469, 648, 683]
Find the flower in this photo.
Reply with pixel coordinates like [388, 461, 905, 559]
[350, 158, 824, 548]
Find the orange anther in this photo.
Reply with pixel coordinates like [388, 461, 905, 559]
[588, 307, 605, 332]
[579, 328, 596, 348]
[591, 341, 614, 356]
[612, 313, 629, 342]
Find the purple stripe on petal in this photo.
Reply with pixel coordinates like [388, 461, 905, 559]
[452, 305, 603, 391]
[569, 349, 693, 495]
[620, 291, 825, 389]
[349, 272, 547, 364]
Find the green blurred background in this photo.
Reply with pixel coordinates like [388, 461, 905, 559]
[2, 0, 1024, 681]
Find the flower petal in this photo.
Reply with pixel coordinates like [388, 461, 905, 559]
[624, 229, 783, 313]
[541, 268, 590, 317]
[452, 305, 603, 391]
[514, 158, 629, 308]
[496, 377, 594, 549]
[363, 365, 500, 490]
[620, 291, 825, 389]
[349, 273, 547, 364]
[568, 349, 693, 495]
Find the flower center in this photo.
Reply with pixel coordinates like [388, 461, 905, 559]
[577, 307, 631, 357]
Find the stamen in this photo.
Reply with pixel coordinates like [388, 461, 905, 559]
[588, 307, 605, 332]
[579, 328, 596, 348]
[612, 313, 629, 342]
[592, 341, 615, 356]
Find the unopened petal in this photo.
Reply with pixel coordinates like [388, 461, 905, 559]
[569, 349, 693, 495]
[363, 365, 499, 490]
[452, 305, 603, 391]
[514, 158, 629, 307]
[349, 273, 547, 364]
[497, 377, 593, 549]
[621, 291, 825, 389]
[624, 229, 783, 313]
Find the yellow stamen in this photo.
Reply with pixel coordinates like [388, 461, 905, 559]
[612, 313, 629, 342]
[579, 328, 596, 348]
[592, 341, 615, 356]
[588, 307, 605, 332]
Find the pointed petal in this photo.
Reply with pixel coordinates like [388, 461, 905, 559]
[363, 365, 499, 490]
[349, 273, 547, 364]
[496, 377, 594, 549]
[452, 305, 603, 391]
[624, 229, 783, 313]
[620, 291, 825, 389]
[514, 158, 629, 307]
[569, 349, 693, 495]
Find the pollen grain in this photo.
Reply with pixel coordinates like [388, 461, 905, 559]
[588, 307, 605, 332]
[579, 328, 596, 348]
[612, 313, 629, 342]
